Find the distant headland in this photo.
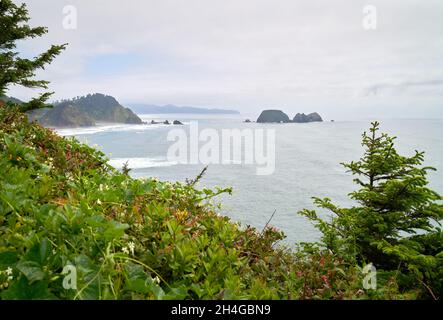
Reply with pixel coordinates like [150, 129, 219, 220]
[128, 104, 240, 115]
[25, 93, 143, 127]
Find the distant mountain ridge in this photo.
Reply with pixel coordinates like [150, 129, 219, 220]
[128, 104, 240, 115]
[28, 93, 142, 127]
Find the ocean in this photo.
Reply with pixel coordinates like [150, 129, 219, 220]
[56, 114, 443, 246]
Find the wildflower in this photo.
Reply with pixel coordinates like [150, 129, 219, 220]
[321, 275, 331, 288]
[7, 276, 13, 281]
[97, 199, 102, 205]
[5, 267, 13, 275]
[128, 241, 135, 255]
[153, 276, 160, 284]
[122, 247, 129, 254]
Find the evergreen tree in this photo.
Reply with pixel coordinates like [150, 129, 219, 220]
[0, 0, 66, 110]
[300, 122, 443, 297]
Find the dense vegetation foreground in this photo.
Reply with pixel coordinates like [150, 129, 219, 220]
[0, 105, 442, 300]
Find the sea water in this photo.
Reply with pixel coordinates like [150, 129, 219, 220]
[57, 114, 443, 246]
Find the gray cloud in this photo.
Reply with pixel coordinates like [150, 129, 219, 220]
[7, 0, 443, 119]
[365, 79, 443, 96]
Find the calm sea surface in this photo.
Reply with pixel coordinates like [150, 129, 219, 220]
[56, 115, 443, 246]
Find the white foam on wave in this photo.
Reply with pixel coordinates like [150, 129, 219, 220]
[108, 157, 178, 169]
[55, 122, 187, 137]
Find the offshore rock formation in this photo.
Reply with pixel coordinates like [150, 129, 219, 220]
[256, 110, 291, 123]
[293, 112, 323, 123]
[256, 110, 323, 123]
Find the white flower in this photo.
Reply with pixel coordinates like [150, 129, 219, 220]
[7, 276, 13, 281]
[122, 247, 129, 254]
[5, 267, 13, 275]
[153, 276, 160, 284]
[97, 199, 102, 205]
[128, 241, 135, 255]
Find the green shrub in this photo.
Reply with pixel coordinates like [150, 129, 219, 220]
[300, 122, 443, 299]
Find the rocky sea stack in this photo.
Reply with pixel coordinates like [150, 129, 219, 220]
[257, 110, 291, 123]
[256, 110, 323, 123]
[293, 112, 323, 123]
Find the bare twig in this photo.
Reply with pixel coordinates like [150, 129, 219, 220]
[186, 165, 208, 186]
[417, 277, 438, 300]
[260, 209, 277, 237]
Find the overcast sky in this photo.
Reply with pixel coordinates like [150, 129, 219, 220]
[7, 0, 443, 119]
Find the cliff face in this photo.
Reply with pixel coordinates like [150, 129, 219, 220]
[257, 110, 291, 123]
[293, 112, 323, 123]
[39, 104, 96, 127]
[63, 94, 142, 124]
[29, 93, 142, 127]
